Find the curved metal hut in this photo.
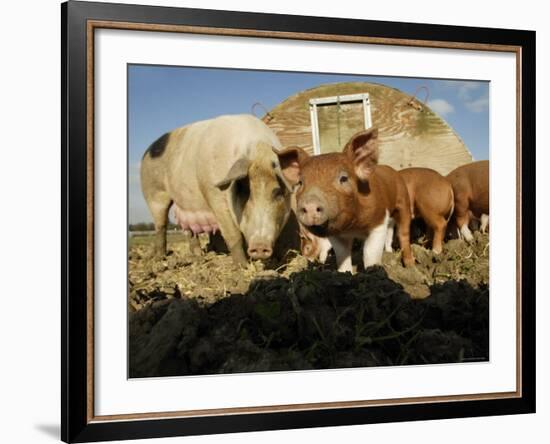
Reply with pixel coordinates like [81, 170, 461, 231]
[262, 82, 472, 175]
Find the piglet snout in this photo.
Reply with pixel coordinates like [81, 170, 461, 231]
[247, 242, 273, 260]
[298, 196, 328, 227]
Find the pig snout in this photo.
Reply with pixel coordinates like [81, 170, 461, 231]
[297, 189, 329, 227]
[247, 241, 273, 260]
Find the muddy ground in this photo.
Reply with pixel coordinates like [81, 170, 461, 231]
[128, 230, 489, 378]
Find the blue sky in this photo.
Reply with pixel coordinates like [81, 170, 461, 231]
[128, 65, 489, 223]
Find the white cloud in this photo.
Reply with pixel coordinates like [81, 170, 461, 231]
[465, 95, 489, 113]
[442, 80, 481, 100]
[458, 83, 480, 100]
[427, 98, 455, 116]
[441, 80, 489, 113]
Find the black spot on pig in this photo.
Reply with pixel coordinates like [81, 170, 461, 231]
[144, 132, 170, 159]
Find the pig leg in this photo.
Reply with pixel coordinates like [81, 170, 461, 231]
[329, 236, 353, 273]
[190, 235, 202, 255]
[146, 194, 171, 257]
[456, 210, 474, 242]
[453, 196, 474, 242]
[385, 217, 395, 253]
[172, 205, 203, 255]
[429, 216, 447, 254]
[224, 227, 247, 266]
[459, 224, 474, 242]
[363, 217, 389, 267]
[480, 214, 489, 233]
[394, 208, 415, 267]
[182, 230, 202, 256]
[213, 210, 247, 266]
[318, 237, 332, 264]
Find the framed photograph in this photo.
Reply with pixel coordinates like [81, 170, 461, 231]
[62, 1, 535, 442]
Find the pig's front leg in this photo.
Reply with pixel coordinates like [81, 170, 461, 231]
[363, 214, 390, 268]
[329, 236, 353, 272]
[182, 230, 202, 256]
[384, 217, 395, 253]
[209, 201, 248, 267]
[215, 214, 248, 267]
[220, 224, 247, 267]
[459, 223, 474, 242]
[480, 214, 489, 233]
[228, 240, 247, 267]
[318, 237, 333, 264]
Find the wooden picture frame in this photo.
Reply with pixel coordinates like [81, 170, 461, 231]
[61, 1, 536, 442]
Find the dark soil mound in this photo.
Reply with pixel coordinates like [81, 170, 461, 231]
[129, 266, 488, 378]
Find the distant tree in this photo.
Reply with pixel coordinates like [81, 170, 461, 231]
[129, 222, 180, 232]
[128, 222, 155, 232]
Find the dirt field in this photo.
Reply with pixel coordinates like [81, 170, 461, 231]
[128, 230, 489, 378]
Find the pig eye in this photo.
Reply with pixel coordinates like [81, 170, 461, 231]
[339, 173, 349, 184]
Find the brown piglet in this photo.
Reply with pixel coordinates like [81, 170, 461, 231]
[446, 160, 489, 242]
[299, 223, 333, 263]
[277, 128, 414, 272]
[398, 167, 455, 254]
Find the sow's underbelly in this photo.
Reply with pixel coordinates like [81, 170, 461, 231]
[172, 204, 219, 235]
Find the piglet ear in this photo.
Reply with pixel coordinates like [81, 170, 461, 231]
[343, 128, 379, 181]
[215, 157, 250, 189]
[273, 146, 309, 188]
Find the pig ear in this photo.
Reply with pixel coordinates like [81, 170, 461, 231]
[273, 146, 309, 188]
[215, 157, 250, 190]
[343, 128, 379, 181]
